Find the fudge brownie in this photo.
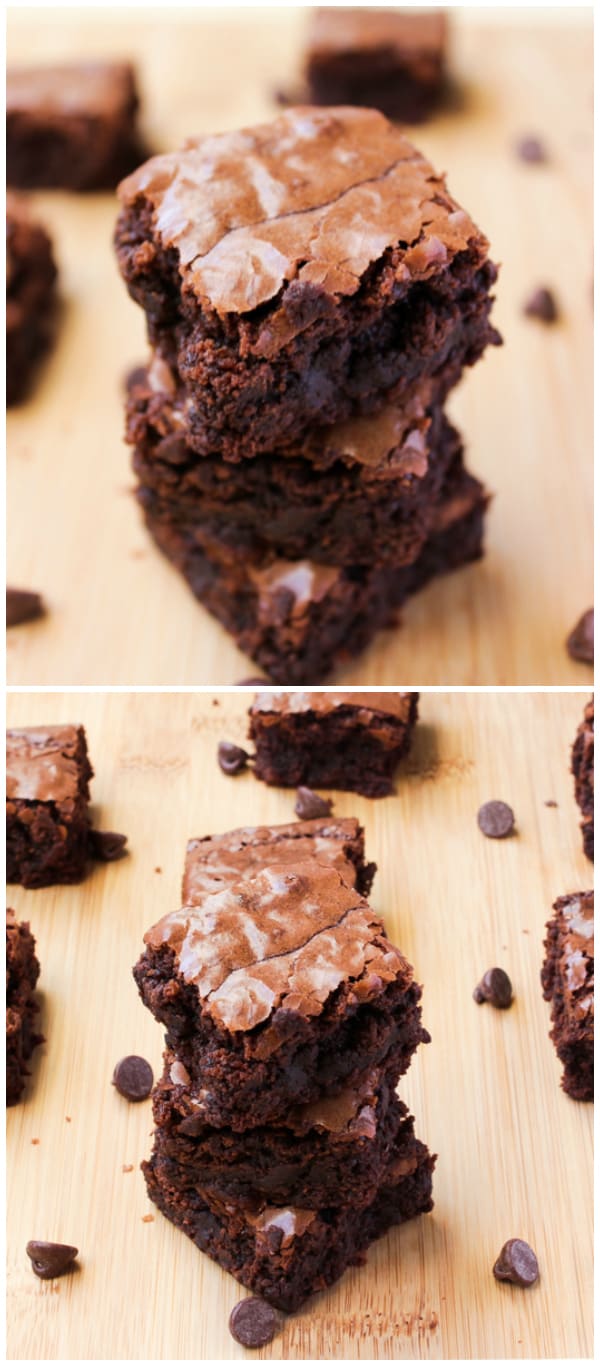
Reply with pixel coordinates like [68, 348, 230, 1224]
[143, 1136, 434, 1310]
[115, 106, 500, 460]
[249, 692, 418, 797]
[541, 891, 594, 1101]
[141, 461, 487, 683]
[7, 61, 144, 191]
[6, 909, 42, 1105]
[7, 194, 57, 405]
[183, 817, 376, 903]
[127, 358, 463, 568]
[571, 699, 594, 861]
[152, 1050, 419, 1210]
[6, 725, 93, 888]
[133, 860, 428, 1128]
[305, 8, 448, 123]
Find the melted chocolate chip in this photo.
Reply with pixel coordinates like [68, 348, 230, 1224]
[217, 740, 250, 776]
[112, 1055, 153, 1101]
[88, 829, 128, 862]
[229, 1297, 279, 1348]
[294, 786, 334, 820]
[493, 1238, 539, 1287]
[566, 608, 594, 664]
[26, 1240, 78, 1280]
[523, 286, 558, 323]
[473, 967, 513, 1009]
[477, 801, 515, 839]
[515, 135, 547, 164]
[7, 588, 45, 628]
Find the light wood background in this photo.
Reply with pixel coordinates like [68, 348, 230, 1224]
[6, 690, 593, 1360]
[6, 7, 594, 687]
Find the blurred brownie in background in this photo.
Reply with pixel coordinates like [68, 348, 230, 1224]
[304, 8, 448, 122]
[571, 698, 594, 861]
[6, 195, 57, 404]
[6, 910, 42, 1105]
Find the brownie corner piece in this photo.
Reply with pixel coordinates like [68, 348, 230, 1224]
[6, 908, 42, 1105]
[571, 697, 594, 861]
[248, 691, 419, 797]
[6, 193, 58, 405]
[6, 723, 93, 887]
[541, 890, 594, 1101]
[182, 815, 376, 903]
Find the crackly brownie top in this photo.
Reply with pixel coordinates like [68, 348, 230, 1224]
[7, 61, 136, 118]
[251, 691, 417, 722]
[183, 817, 363, 902]
[118, 105, 487, 319]
[145, 860, 411, 1033]
[551, 892, 594, 1023]
[308, 7, 447, 58]
[6, 724, 86, 802]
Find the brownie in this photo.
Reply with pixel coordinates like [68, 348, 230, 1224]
[571, 699, 593, 861]
[152, 1050, 418, 1211]
[6, 909, 42, 1105]
[143, 1137, 434, 1311]
[115, 106, 500, 461]
[141, 461, 487, 683]
[127, 358, 464, 569]
[6, 194, 57, 405]
[133, 859, 428, 1129]
[182, 816, 376, 903]
[249, 692, 418, 797]
[541, 891, 594, 1101]
[6, 725, 94, 888]
[305, 8, 448, 123]
[7, 61, 144, 191]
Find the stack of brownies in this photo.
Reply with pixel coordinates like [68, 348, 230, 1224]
[134, 818, 434, 1310]
[116, 104, 499, 683]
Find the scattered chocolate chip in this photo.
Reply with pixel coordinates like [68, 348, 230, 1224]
[229, 1297, 279, 1348]
[294, 786, 334, 820]
[112, 1055, 153, 1102]
[515, 135, 547, 164]
[26, 1240, 78, 1280]
[473, 967, 513, 1009]
[493, 1238, 539, 1287]
[544, 799, 558, 808]
[89, 829, 128, 862]
[217, 740, 250, 776]
[477, 800, 515, 839]
[7, 587, 45, 628]
[523, 286, 558, 323]
[566, 608, 594, 664]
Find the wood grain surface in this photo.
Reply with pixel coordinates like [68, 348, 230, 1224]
[6, 7, 594, 687]
[6, 689, 593, 1360]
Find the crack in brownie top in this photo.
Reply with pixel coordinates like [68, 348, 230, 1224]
[144, 860, 411, 1031]
[183, 819, 362, 902]
[117, 105, 486, 318]
[250, 691, 416, 720]
[6, 725, 86, 802]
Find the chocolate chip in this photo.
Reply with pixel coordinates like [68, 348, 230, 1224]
[88, 829, 128, 862]
[566, 608, 594, 664]
[26, 1240, 78, 1280]
[7, 588, 45, 628]
[294, 786, 334, 820]
[473, 967, 513, 1009]
[523, 286, 558, 323]
[477, 801, 515, 839]
[493, 1238, 539, 1287]
[217, 740, 250, 775]
[112, 1055, 153, 1101]
[515, 135, 547, 164]
[229, 1297, 279, 1348]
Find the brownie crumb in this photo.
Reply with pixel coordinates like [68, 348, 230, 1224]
[112, 1055, 154, 1101]
[566, 608, 594, 664]
[515, 135, 547, 164]
[544, 799, 558, 808]
[523, 286, 558, 323]
[294, 786, 334, 820]
[473, 967, 513, 1009]
[154, 866, 162, 874]
[88, 829, 128, 862]
[229, 1297, 280, 1348]
[493, 1238, 539, 1287]
[26, 1240, 78, 1280]
[477, 801, 515, 839]
[217, 740, 250, 776]
[141, 1214, 154, 1223]
[31, 1138, 40, 1145]
[7, 587, 45, 628]
[122, 1164, 134, 1173]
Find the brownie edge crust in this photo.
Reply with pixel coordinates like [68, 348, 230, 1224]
[541, 891, 594, 1101]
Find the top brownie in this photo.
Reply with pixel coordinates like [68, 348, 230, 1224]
[6, 724, 92, 804]
[115, 106, 500, 460]
[183, 816, 376, 903]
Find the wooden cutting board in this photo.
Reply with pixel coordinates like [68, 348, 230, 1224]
[6, 690, 593, 1360]
[6, 8, 593, 687]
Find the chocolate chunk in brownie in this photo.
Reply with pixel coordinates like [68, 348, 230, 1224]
[6, 725, 94, 888]
[571, 698, 593, 861]
[304, 8, 448, 123]
[6, 909, 42, 1105]
[182, 816, 376, 903]
[7, 194, 57, 405]
[541, 891, 594, 1101]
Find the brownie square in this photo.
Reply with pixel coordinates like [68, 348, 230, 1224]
[305, 8, 448, 123]
[142, 1136, 434, 1311]
[133, 859, 428, 1129]
[7, 61, 144, 191]
[6, 195, 57, 405]
[541, 891, 594, 1101]
[182, 816, 376, 903]
[6, 724, 94, 888]
[6, 909, 42, 1105]
[115, 106, 500, 461]
[571, 698, 593, 862]
[249, 691, 418, 797]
